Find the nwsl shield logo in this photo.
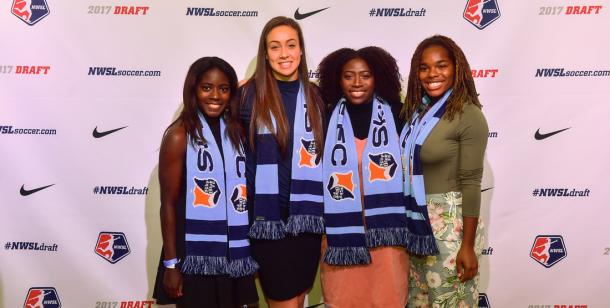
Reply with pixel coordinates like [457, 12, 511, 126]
[530, 235, 567, 268]
[327, 171, 355, 201]
[230, 184, 247, 213]
[298, 138, 320, 168]
[368, 153, 398, 182]
[463, 0, 500, 29]
[11, 0, 50, 26]
[478, 293, 490, 308]
[94, 232, 131, 264]
[193, 178, 221, 208]
[23, 287, 61, 308]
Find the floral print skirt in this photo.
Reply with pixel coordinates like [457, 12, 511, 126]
[408, 191, 484, 308]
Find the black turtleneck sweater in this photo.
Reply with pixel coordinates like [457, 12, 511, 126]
[203, 112, 223, 161]
[331, 98, 403, 139]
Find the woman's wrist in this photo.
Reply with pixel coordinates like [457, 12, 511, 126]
[163, 258, 180, 269]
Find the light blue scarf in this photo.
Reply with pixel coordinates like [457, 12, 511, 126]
[400, 90, 454, 255]
[182, 112, 258, 277]
[248, 82, 325, 239]
[323, 96, 408, 265]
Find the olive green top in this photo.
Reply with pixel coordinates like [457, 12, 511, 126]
[420, 102, 488, 217]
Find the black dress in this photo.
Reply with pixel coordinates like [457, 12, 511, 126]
[239, 79, 322, 301]
[153, 116, 258, 308]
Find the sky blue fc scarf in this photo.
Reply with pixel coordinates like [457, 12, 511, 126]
[323, 97, 408, 265]
[248, 82, 325, 239]
[400, 90, 454, 256]
[182, 112, 258, 277]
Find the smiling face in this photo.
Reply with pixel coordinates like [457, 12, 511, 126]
[196, 67, 231, 118]
[266, 25, 302, 81]
[418, 45, 455, 98]
[340, 57, 375, 105]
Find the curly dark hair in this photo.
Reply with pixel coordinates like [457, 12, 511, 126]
[318, 46, 402, 110]
[178, 56, 241, 149]
[401, 35, 481, 122]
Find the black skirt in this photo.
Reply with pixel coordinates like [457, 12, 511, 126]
[153, 173, 258, 307]
[250, 233, 322, 301]
[153, 257, 258, 308]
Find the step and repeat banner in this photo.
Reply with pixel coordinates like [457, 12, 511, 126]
[2, 0, 609, 307]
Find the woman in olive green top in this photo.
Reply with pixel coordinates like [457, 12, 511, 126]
[401, 35, 488, 307]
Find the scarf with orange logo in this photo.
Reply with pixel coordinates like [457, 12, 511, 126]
[323, 96, 408, 265]
[248, 82, 325, 240]
[182, 112, 258, 277]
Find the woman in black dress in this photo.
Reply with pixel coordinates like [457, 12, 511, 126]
[153, 57, 258, 308]
[235, 16, 325, 307]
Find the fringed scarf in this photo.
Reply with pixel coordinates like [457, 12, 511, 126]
[400, 90, 454, 256]
[182, 112, 258, 277]
[323, 97, 408, 265]
[248, 82, 324, 240]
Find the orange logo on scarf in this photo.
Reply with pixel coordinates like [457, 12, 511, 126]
[368, 153, 398, 182]
[193, 178, 221, 208]
[230, 184, 248, 213]
[298, 138, 319, 168]
[327, 171, 355, 201]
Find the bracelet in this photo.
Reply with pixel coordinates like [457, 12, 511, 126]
[163, 258, 180, 269]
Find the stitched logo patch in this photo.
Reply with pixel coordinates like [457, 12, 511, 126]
[368, 152, 398, 182]
[298, 138, 320, 168]
[230, 184, 247, 213]
[327, 171, 355, 201]
[193, 178, 221, 208]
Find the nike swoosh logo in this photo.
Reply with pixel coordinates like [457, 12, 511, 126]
[534, 127, 570, 140]
[294, 7, 330, 20]
[20, 184, 55, 196]
[481, 187, 494, 192]
[92, 126, 127, 138]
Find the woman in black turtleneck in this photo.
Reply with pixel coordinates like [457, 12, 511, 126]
[234, 17, 325, 307]
[317, 47, 408, 307]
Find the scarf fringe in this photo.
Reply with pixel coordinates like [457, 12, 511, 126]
[324, 246, 371, 266]
[226, 256, 259, 277]
[285, 215, 325, 236]
[405, 231, 440, 256]
[181, 256, 228, 275]
[248, 220, 286, 240]
[365, 227, 409, 248]
[182, 256, 260, 277]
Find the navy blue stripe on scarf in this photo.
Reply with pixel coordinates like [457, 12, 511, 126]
[400, 90, 454, 256]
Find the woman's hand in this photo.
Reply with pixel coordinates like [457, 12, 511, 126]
[456, 244, 478, 282]
[456, 215, 479, 282]
[163, 268, 183, 298]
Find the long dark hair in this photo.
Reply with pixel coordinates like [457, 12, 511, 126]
[178, 56, 241, 149]
[242, 16, 324, 155]
[318, 46, 402, 110]
[402, 35, 481, 122]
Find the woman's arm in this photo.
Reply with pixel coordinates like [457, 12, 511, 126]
[159, 122, 187, 298]
[455, 104, 489, 282]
